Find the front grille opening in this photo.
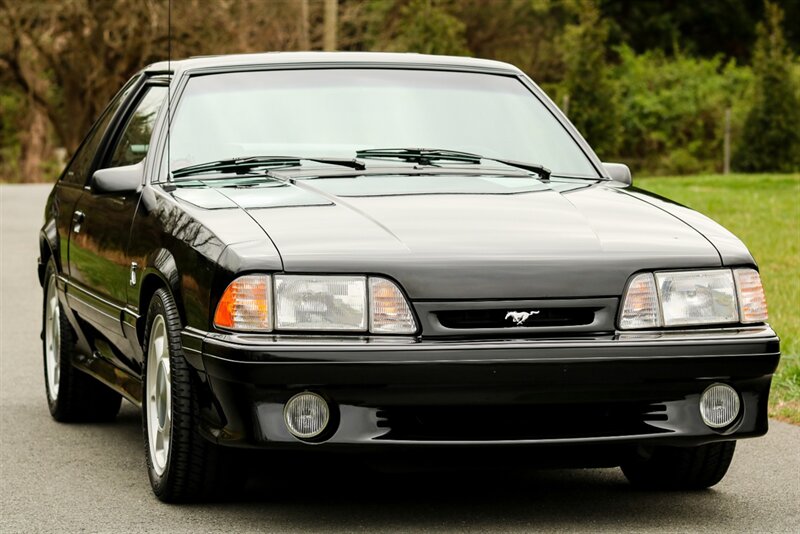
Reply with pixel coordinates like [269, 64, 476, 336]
[436, 307, 598, 329]
[376, 403, 669, 441]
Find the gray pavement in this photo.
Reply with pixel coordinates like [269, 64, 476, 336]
[1, 183, 799, 533]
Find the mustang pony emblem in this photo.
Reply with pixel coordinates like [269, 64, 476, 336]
[504, 310, 541, 326]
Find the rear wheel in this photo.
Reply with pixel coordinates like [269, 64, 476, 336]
[42, 260, 121, 422]
[143, 288, 233, 502]
[621, 441, 736, 490]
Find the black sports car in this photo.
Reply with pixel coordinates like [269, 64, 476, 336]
[38, 52, 780, 502]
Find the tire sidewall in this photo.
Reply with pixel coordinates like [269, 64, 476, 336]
[142, 290, 175, 494]
[42, 260, 64, 415]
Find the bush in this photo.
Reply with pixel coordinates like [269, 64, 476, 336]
[613, 46, 753, 175]
[733, 2, 800, 172]
[389, 0, 470, 56]
[561, 1, 621, 159]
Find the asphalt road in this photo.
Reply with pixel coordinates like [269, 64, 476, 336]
[1, 184, 799, 533]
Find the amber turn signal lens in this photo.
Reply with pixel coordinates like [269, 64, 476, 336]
[214, 274, 272, 331]
[369, 277, 416, 334]
[619, 273, 661, 329]
[734, 268, 768, 323]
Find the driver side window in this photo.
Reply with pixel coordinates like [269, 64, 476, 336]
[60, 76, 139, 185]
[108, 86, 167, 168]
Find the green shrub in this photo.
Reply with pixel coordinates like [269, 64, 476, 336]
[388, 0, 470, 56]
[561, 1, 621, 159]
[733, 2, 800, 172]
[612, 45, 753, 175]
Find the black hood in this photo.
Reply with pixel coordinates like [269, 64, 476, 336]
[179, 174, 726, 299]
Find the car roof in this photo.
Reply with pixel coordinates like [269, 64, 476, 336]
[144, 51, 523, 76]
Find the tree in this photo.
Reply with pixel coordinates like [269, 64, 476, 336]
[366, 0, 469, 56]
[598, 0, 800, 63]
[0, 0, 310, 159]
[1, 0, 165, 155]
[456, 0, 571, 84]
[733, 1, 800, 172]
[395, 0, 469, 55]
[561, 0, 621, 159]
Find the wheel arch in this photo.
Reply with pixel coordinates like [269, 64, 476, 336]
[38, 225, 58, 286]
[136, 265, 184, 347]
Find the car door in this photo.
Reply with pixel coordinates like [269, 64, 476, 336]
[67, 81, 168, 374]
[52, 76, 140, 279]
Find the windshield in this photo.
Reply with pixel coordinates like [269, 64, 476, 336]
[168, 69, 598, 177]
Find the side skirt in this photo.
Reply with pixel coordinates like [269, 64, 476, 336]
[72, 352, 142, 407]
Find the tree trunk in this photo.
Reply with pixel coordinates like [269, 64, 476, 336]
[299, 0, 310, 50]
[19, 105, 49, 182]
[323, 0, 337, 51]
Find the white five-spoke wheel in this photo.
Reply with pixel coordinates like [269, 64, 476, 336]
[41, 260, 121, 422]
[143, 288, 235, 502]
[146, 314, 171, 476]
[44, 275, 61, 402]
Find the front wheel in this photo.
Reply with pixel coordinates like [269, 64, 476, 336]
[621, 441, 736, 490]
[142, 288, 232, 502]
[42, 260, 121, 422]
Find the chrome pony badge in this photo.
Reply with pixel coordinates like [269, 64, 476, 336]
[504, 310, 540, 326]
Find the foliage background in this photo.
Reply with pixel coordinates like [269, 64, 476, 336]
[1, 0, 799, 182]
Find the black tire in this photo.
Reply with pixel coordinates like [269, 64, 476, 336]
[42, 260, 122, 422]
[621, 441, 736, 490]
[142, 288, 231, 502]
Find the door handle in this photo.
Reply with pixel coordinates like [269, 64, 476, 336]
[72, 210, 85, 233]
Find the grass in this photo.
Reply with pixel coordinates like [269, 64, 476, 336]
[637, 174, 800, 424]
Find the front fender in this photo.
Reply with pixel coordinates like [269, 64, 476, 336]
[623, 188, 756, 267]
[128, 250, 186, 363]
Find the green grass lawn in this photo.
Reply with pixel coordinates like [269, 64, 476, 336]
[638, 174, 800, 424]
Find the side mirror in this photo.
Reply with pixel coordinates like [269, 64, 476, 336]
[90, 161, 144, 195]
[602, 162, 632, 186]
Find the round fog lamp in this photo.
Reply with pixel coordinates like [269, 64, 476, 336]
[699, 383, 740, 428]
[284, 392, 330, 439]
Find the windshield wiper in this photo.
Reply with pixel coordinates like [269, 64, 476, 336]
[355, 148, 552, 180]
[171, 156, 366, 179]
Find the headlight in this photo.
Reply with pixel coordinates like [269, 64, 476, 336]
[619, 268, 767, 329]
[656, 270, 737, 326]
[275, 275, 368, 331]
[215, 274, 417, 334]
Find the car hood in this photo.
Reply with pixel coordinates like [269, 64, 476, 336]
[179, 174, 724, 299]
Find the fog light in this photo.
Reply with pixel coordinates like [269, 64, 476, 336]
[699, 383, 740, 428]
[284, 392, 330, 439]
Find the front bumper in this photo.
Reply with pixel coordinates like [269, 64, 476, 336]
[181, 326, 780, 451]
